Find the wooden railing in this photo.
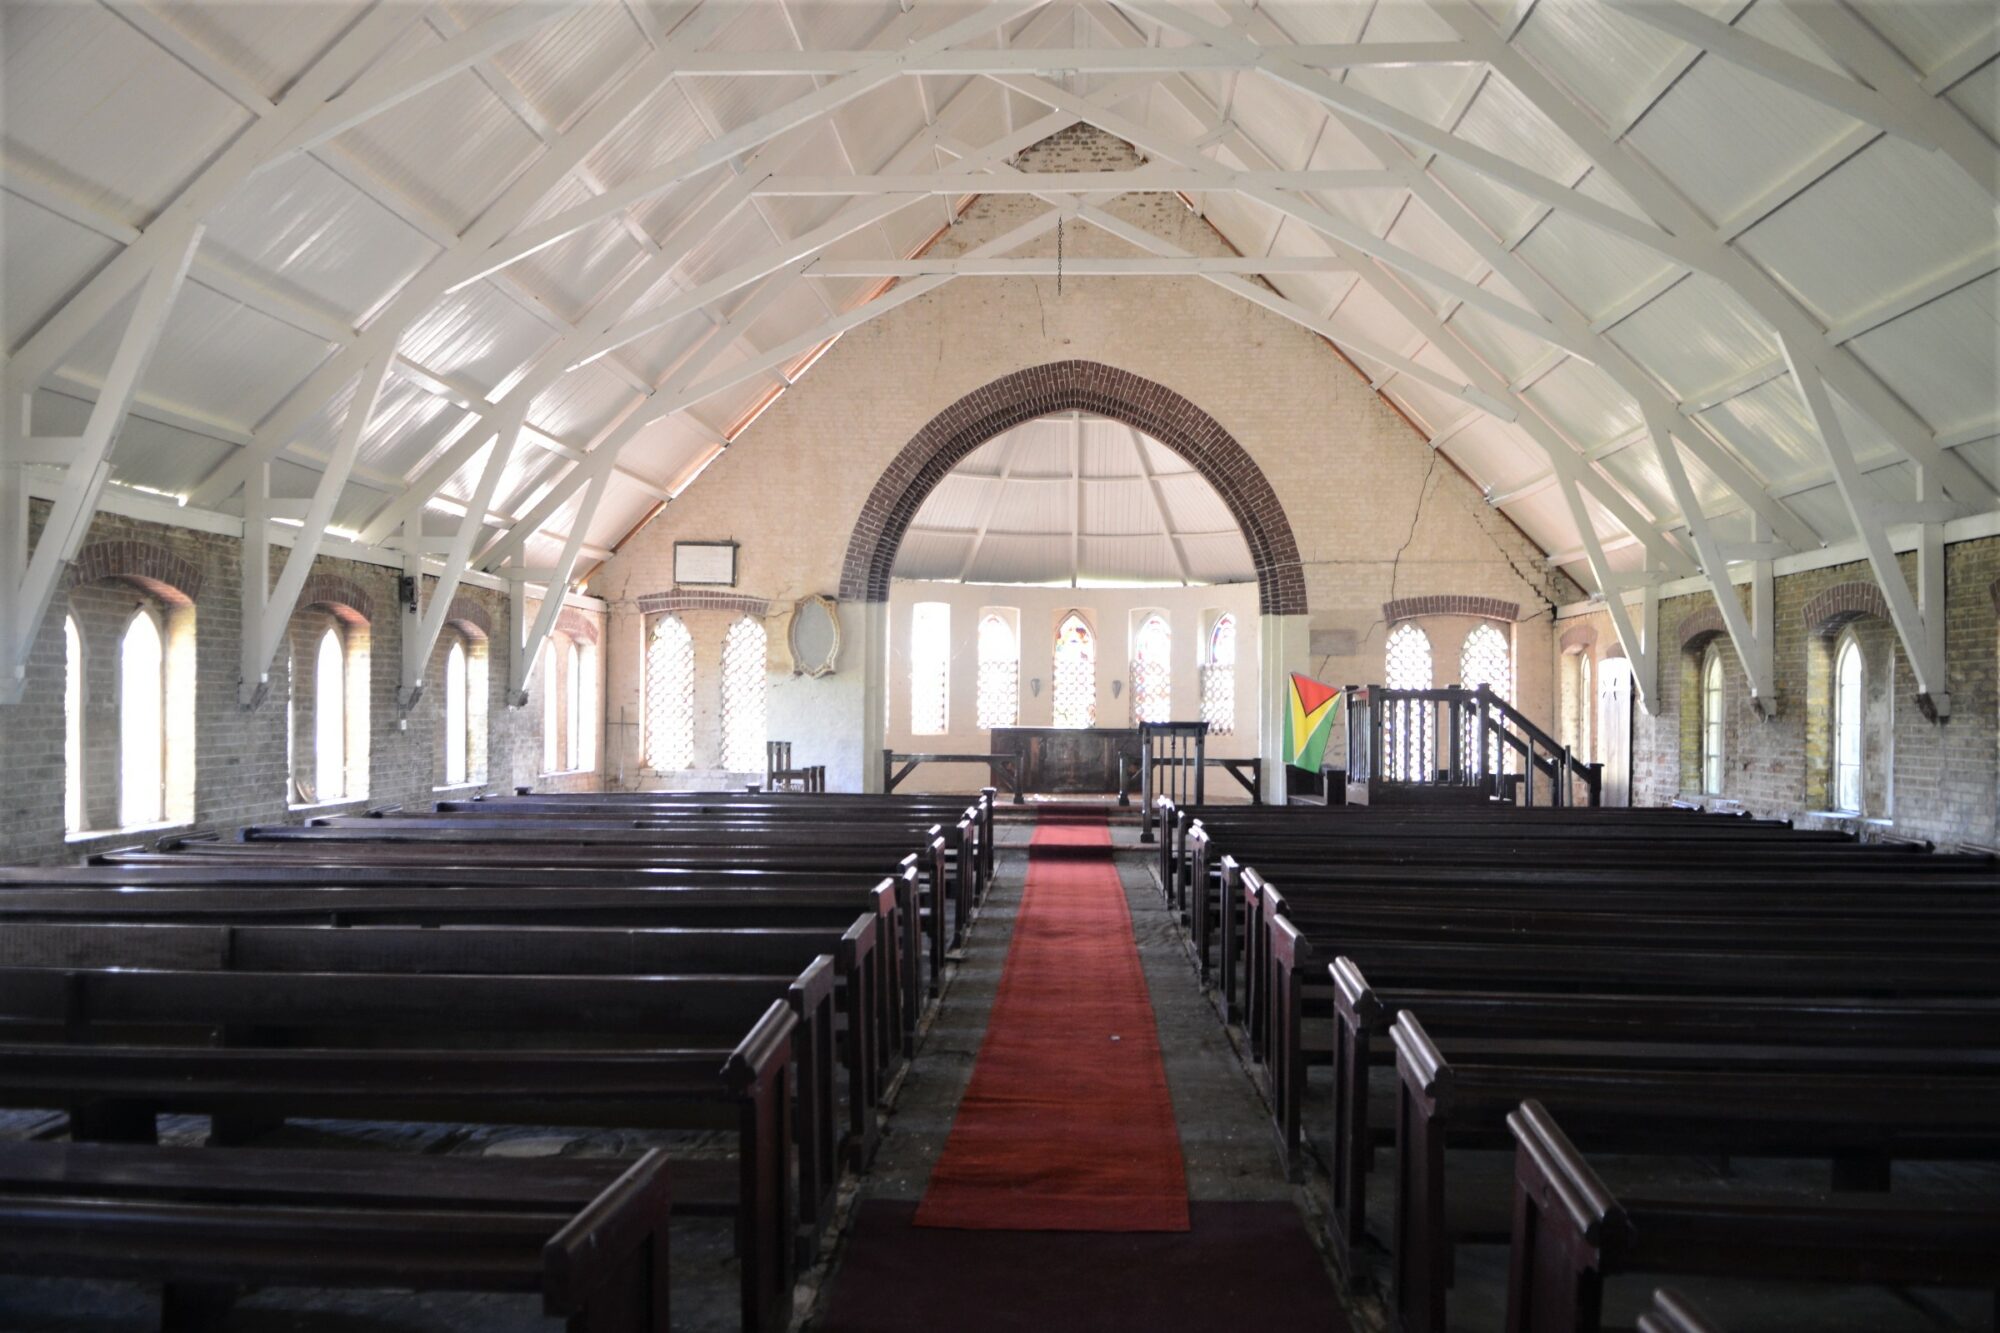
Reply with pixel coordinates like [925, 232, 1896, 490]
[1343, 684, 1602, 806]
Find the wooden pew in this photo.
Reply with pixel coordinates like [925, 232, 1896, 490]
[0, 1142, 674, 1333]
[0, 914, 887, 1177]
[64, 860, 930, 1049]
[1261, 908, 2000, 1170]
[1325, 956, 2000, 1272]
[1505, 1101, 2000, 1333]
[1391, 1014, 2000, 1333]
[0, 970, 801, 1333]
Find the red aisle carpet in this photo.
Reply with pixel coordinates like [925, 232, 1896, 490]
[913, 812, 1190, 1231]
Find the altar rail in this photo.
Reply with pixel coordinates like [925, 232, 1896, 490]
[1343, 684, 1601, 807]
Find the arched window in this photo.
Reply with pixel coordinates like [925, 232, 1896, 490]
[1833, 634, 1864, 813]
[1053, 613, 1096, 728]
[646, 616, 695, 770]
[444, 638, 469, 785]
[1459, 622, 1512, 775]
[1701, 649, 1725, 796]
[1130, 614, 1172, 724]
[1384, 622, 1433, 689]
[909, 603, 950, 735]
[64, 616, 82, 834]
[570, 642, 594, 772]
[1575, 653, 1592, 761]
[1383, 622, 1433, 782]
[976, 613, 1018, 729]
[720, 617, 767, 772]
[314, 627, 346, 801]
[1202, 614, 1236, 736]
[118, 608, 165, 827]
[542, 642, 561, 774]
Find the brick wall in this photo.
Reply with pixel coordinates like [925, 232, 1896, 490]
[1552, 537, 2000, 847]
[0, 502, 605, 864]
[590, 127, 1577, 786]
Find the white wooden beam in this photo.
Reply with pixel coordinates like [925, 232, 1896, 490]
[4, 224, 202, 704]
[647, 42, 1478, 75]
[804, 255, 1359, 275]
[754, 168, 1401, 195]
[1780, 333, 1950, 716]
[506, 465, 614, 700]
[241, 351, 395, 703]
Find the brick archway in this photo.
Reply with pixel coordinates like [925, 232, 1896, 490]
[839, 362, 1308, 615]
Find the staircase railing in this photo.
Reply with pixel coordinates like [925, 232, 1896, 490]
[1342, 684, 1602, 806]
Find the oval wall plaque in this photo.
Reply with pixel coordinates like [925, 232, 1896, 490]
[788, 594, 841, 678]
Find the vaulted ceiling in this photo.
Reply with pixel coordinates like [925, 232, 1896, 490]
[3, 0, 1995, 656]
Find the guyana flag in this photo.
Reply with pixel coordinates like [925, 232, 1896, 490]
[1283, 673, 1342, 772]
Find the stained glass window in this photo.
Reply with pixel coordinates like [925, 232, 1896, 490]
[909, 603, 950, 735]
[1383, 622, 1432, 781]
[721, 617, 767, 772]
[645, 616, 694, 770]
[976, 613, 1017, 730]
[1202, 614, 1236, 736]
[1130, 614, 1171, 724]
[1459, 622, 1512, 776]
[1053, 613, 1095, 728]
[1834, 636, 1862, 812]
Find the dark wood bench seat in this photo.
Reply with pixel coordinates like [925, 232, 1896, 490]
[0, 1141, 674, 1332]
[1391, 1014, 2000, 1333]
[1505, 1100, 2000, 1333]
[0, 914, 889, 1177]
[0, 871, 927, 1057]
[0, 971, 800, 1332]
[1323, 956, 2000, 1272]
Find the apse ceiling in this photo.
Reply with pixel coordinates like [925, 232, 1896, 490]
[894, 414, 1258, 587]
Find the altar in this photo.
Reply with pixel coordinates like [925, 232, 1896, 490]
[989, 726, 1143, 795]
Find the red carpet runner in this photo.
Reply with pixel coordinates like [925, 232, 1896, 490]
[914, 812, 1189, 1231]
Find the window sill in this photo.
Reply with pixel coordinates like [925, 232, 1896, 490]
[432, 781, 486, 795]
[287, 796, 372, 815]
[1802, 811, 1891, 826]
[538, 767, 596, 779]
[66, 819, 194, 846]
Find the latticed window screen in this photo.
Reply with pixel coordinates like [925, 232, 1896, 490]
[976, 613, 1017, 730]
[1052, 613, 1095, 728]
[909, 602, 950, 735]
[645, 615, 694, 771]
[1130, 614, 1172, 724]
[1383, 622, 1433, 781]
[1202, 614, 1236, 736]
[1459, 622, 1512, 776]
[720, 617, 767, 772]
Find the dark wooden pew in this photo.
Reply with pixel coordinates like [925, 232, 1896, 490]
[0, 1141, 674, 1332]
[1324, 956, 2000, 1271]
[1505, 1100, 2000, 1333]
[62, 859, 930, 1046]
[0, 970, 800, 1333]
[1391, 1014, 2000, 1333]
[1260, 908, 2000, 1169]
[0, 914, 887, 1177]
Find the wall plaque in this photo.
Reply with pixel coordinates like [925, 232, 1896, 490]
[673, 541, 737, 586]
[788, 594, 841, 678]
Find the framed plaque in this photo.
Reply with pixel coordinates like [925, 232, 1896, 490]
[673, 541, 737, 586]
[788, 594, 841, 678]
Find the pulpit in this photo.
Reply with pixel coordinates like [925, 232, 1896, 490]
[989, 726, 1143, 795]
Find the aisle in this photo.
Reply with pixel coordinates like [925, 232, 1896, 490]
[915, 812, 1187, 1230]
[812, 812, 1352, 1332]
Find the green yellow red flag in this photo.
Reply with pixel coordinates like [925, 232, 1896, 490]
[1283, 673, 1342, 772]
